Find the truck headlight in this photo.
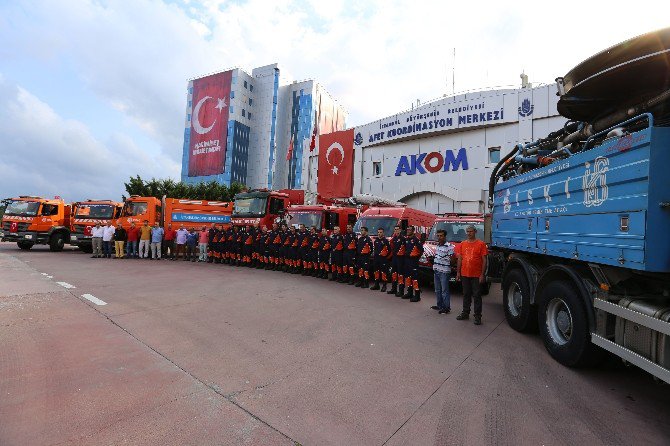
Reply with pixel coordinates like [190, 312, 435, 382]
[71, 235, 77, 240]
[25, 235, 33, 239]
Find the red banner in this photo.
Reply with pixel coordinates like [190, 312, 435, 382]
[317, 128, 354, 199]
[188, 71, 232, 176]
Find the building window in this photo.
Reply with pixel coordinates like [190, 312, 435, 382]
[249, 98, 253, 106]
[373, 161, 382, 177]
[248, 112, 252, 120]
[242, 109, 246, 117]
[231, 90, 235, 99]
[488, 147, 501, 163]
[230, 105, 234, 114]
[244, 80, 248, 89]
[249, 84, 253, 92]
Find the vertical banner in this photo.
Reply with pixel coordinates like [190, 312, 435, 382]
[317, 128, 355, 199]
[188, 70, 232, 176]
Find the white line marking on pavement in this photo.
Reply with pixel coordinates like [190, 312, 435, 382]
[56, 282, 76, 289]
[41, 273, 48, 275]
[46, 276, 53, 279]
[81, 294, 107, 306]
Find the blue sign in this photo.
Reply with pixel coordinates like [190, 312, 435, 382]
[518, 98, 534, 117]
[171, 212, 231, 223]
[395, 148, 469, 176]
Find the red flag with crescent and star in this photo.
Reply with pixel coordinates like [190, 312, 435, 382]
[317, 128, 354, 199]
[187, 70, 232, 177]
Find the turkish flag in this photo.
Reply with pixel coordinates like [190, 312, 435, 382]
[10, 222, 18, 233]
[317, 128, 354, 199]
[188, 70, 233, 177]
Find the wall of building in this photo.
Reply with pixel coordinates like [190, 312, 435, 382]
[303, 84, 565, 213]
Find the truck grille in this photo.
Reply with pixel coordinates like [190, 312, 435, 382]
[2, 222, 30, 232]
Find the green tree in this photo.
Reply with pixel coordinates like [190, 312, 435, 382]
[123, 176, 248, 202]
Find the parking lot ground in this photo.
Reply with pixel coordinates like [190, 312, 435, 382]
[1, 243, 669, 445]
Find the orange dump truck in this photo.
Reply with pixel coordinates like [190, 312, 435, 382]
[163, 198, 233, 230]
[69, 200, 124, 253]
[0, 196, 72, 251]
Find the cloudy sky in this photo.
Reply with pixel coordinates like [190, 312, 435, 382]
[0, 0, 666, 201]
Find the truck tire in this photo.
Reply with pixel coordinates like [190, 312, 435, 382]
[502, 268, 537, 332]
[49, 233, 65, 252]
[537, 279, 599, 367]
[17, 241, 33, 250]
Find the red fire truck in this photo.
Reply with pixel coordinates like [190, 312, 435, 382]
[352, 206, 436, 237]
[231, 189, 305, 228]
[284, 204, 359, 232]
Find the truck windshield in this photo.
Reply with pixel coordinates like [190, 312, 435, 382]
[429, 221, 484, 242]
[5, 200, 40, 216]
[353, 217, 398, 235]
[287, 212, 321, 228]
[75, 204, 114, 219]
[122, 201, 148, 217]
[233, 198, 267, 217]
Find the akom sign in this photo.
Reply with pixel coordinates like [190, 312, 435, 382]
[395, 148, 468, 176]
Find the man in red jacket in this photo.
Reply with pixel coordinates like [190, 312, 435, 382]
[163, 223, 177, 259]
[125, 222, 140, 259]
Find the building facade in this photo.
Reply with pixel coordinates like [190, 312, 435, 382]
[181, 64, 346, 190]
[304, 84, 565, 214]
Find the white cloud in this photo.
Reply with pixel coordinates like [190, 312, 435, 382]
[0, 76, 179, 202]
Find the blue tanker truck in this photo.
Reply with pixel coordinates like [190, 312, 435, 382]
[486, 27, 670, 383]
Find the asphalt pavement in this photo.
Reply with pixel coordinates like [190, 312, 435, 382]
[1, 243, 668, 445]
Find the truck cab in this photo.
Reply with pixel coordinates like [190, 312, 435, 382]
[118, 196, 162, 229]
[70, 200, 123, 253]
[232, 189, 304, 228]
[285, 204, 358, 233]
[0, 196, 71, 251]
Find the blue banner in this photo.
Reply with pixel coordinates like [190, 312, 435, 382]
[171, 212, 230, 223]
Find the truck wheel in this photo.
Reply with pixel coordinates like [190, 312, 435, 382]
[502, 268, 537, 332]
[49, 233, 65, 252]
[537, 280, 598, 367]
[17, 241, 33, 250]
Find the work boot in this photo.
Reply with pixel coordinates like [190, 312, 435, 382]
[456, 313, 470, 320]
[348, 275, 356, 285]
[322, 271, 329, 280]
[409, 290, 421, 302]
[329, 272, 338, 281]
[380, 283, 388, 293]
[395, 284, 404, 297]
[387, 283, 397, 295]
[474, 315, 482, 325]
[403, 287, 413, 300]
[355, 277, 363, 287]
[370, 281, 380, 291]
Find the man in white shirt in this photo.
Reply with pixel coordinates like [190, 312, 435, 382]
[432, 229, 454, 314]
[102, 222, 116, 259]
[91, 222, 104, 258]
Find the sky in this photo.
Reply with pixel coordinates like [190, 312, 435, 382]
[0, 0, 666, 202]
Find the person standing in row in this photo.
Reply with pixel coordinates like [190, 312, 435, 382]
[163, 223, 176, 260]
[370, 227, 390, 291]
[456, 225, 488, 325]
[403, 226, 424, 302]
[308, 226, 319, 276]
[198, 225, 209, 262]
[282, 225, 294, 272]
[174, 224, 188, 260]
[343, 224, 358, 284]
[114, 224, 127, 259]
[91, 222, 104, 258]
[126, 222, 139, 258]
[431, 229, 454, 314]
[318, 228, 331, 279]
[207, 223, 218, 263]
[102, 222, 115, 259]
[150, 222, 164, 260]
[185, 228, 198, 261]
[355, 226, 373, 288]
[330, 226, 344, 281]
[391, 226, 406, 297]
[138, 220, 152, 259]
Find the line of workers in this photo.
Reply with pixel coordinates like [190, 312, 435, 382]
[207, 222, 425, 302]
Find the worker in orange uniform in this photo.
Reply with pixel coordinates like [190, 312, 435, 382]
[329, 226, 344, 282]
[402, 226, 424, 302]
[390, 226, 407, 297]
[370, 227, 391, 292]
[355, 226, 374, 288]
